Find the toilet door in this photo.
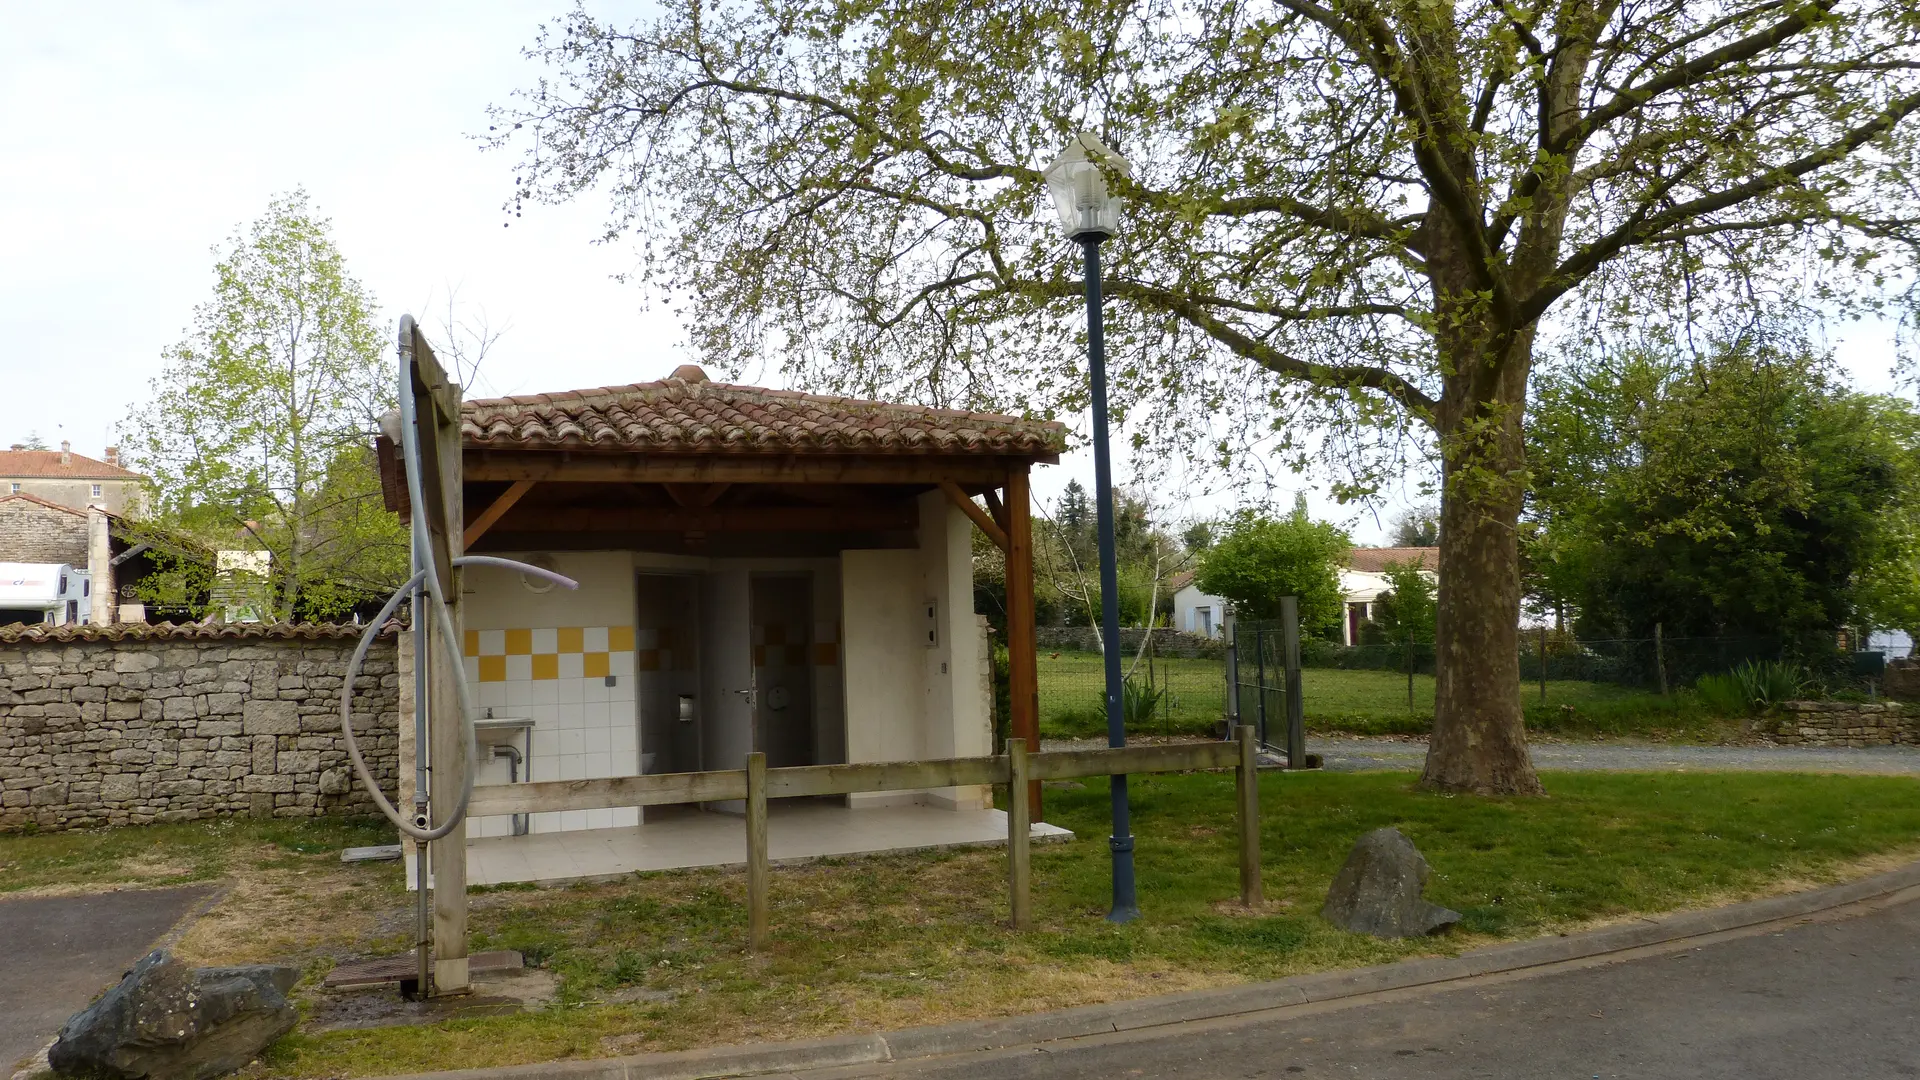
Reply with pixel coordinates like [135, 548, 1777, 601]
[749, 574, 815, 769]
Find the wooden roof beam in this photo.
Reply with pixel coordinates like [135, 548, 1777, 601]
[940, 480, 1009, 552]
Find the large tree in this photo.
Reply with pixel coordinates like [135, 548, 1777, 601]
[125, 190, 406, 622]
[491, 0, 1920, 793]
[1527, 338, 1920, 656]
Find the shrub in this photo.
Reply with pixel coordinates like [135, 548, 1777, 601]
[1695, 660, 1803, 714]
[1695, 672, 1749, 716]
[1121, 676, 1165, 727]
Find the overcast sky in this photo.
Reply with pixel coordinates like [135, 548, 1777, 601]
[3, 3, 1909, 547]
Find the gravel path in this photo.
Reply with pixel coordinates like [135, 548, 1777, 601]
[1040, 735, 1920, 774]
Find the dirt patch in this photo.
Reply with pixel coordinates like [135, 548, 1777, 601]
[302, 969, 559, 1032]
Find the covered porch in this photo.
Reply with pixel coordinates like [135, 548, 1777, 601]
[382, 357, 1067, 904]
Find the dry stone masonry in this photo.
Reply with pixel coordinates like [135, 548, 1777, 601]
[1755, 701, 1920, 747]
[0, 624, 400, 832]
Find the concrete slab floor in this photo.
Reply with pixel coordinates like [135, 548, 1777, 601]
[454, 804, 1074, 887]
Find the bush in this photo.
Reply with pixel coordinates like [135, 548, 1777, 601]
[1121, 676, 1165, 727]
[1694, 660, 1803, 715]
[1695, 672, 1748, 716]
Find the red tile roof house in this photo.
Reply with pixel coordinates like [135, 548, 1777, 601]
[378, 365, 1072, 886]
[0, 442, 144, 518]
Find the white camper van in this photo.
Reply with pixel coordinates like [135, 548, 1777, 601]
[0, 562, 91, 626]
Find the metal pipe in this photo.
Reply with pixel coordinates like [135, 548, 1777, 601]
[1079, 233, 1138, 924]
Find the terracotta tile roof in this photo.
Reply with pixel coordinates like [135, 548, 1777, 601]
[0, 621, 398, 644]
[0, 492, 87, 518]
[461, 367, 1066, 457]
[1168, 569, 1198, 592]
[0, 450, 143, 480]
[1347, 546, 1439, 573]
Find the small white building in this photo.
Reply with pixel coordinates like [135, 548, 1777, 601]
[1171, 547, 1440, 644]
[379, 365, 1068, 879]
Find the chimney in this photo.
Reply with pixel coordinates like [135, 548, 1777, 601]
[59, 440, 71, 465]
[104, 446, 120, 467]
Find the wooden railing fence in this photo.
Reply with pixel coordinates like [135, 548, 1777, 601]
[468, 726, 1265, 949]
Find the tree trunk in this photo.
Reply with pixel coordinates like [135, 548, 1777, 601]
[1421, 288, 1545, 796]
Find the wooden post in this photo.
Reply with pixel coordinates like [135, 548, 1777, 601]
[1539, 624, 1548, 704]
[1007, 738, 1031, 930]
[1005, 466, 1043, 821]
[1654, 622, 1669, 696]
[1280, 596, 1304, 769]
[408, 322, 471, 997]
[746, 751, 769, 952]
[1236, 725, 1262, 907]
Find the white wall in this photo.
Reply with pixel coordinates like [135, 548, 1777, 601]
[839, 494, 989, 810]
[462, 550, 640, 836]
[1173, 584, 1225, 638]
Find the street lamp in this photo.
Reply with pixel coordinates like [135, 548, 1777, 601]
[1044, 132, 1139, 923]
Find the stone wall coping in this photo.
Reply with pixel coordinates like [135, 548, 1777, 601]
[0, 621, 400, 645]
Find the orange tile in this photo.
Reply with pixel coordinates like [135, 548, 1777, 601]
[464, 629, 480, 657]
[556, 626, 584, 654]
[504, 628, 533, 655]
[478, 655, 507, 682]
[608, 625, 635, 651]
[583, 652, 610, 679]
[813, 642, 839, 666]
[752, 644, 766, 667]
[637, 649, 661, 672]
[531, 653, 559, 680]
[763, 622, 786, 646]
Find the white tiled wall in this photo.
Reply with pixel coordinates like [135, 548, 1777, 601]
[463, 625, 640, 836]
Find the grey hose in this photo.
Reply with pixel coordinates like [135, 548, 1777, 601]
[338, 556, 576, 842]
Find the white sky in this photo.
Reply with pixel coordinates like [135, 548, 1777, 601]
[3, 3, 1910, 548]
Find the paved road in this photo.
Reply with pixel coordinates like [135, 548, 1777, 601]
[1311, 736, 1920, 774]
[822, 895, 1920, 1079]
[0, 885, 217, 1072]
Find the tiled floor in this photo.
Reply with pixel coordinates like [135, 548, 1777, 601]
[458, 802, 1075, 887]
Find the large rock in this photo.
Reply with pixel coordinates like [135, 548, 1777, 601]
[49, 950, 300, 1080]
[1321, 827, 1462, 939]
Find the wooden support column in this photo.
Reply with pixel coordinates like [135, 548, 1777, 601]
[407, 321, 471, 996]
[1007, 738, 1031, 929]
[1005, 466, 1042, 821]
[746, 752, 770, 951]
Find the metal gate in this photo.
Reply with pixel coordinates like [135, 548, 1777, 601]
[1226, 597, 1305, 767]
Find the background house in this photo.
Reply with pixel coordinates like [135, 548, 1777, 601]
[1173, 546, 1440, 643]
[0, 443, 143, 516]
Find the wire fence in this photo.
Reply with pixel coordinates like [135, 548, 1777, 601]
[1031, 630, 1881, 738]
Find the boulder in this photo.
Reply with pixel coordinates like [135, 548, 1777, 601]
[1321, 827, 1462, 939]
[49, 950, 300, 1080]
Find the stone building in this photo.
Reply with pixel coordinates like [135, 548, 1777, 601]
[0, 442, 144, 517]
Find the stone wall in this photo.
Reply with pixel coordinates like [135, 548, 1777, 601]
[1753, 700, 1920, 747]
[1035, 626, 1225, 659]
[0, 624, 400, 832]
[0, 493, 88, 565]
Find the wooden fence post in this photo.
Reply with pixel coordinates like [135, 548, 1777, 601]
[1236, 725, 1262, 906]
[1007, 738, 1032, 930]
[746, 752, 769, 952]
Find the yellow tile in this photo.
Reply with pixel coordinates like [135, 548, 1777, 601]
[813, 642, 838, 666]
[763, 622, 787, 646]
[556, 626, 584, 654]
[531, 653, 559, 680]
[504, 628, 532, 656]
[464, 629, 480, 657]
[479, 655, 507, 682]
[583, 652, 610, 679]
[752, 644, 766, 667]
[637, 649, 661, 672]
[608, 625, 635, 651]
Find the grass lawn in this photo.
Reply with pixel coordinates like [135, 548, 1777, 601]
[7, 769, 1916, 1077]
[1037, 651, 1733, 739]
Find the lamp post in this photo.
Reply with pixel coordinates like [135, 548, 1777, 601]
[1044, 132, 1138, 923]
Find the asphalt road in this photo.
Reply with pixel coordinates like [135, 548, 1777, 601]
[0, 885, 217, 1072]
[819, 896, 1920, 1079]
